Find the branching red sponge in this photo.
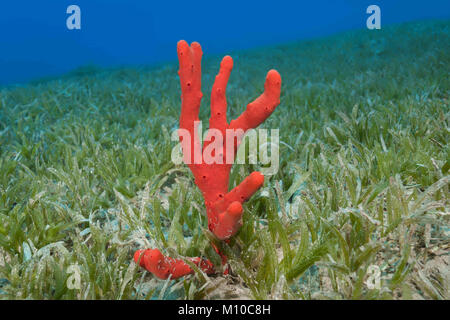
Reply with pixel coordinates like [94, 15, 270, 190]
[134, 249, 215, 279]
[134, 41, 281, 280]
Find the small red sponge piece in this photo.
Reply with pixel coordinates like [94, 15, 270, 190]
[133, 249, 215, 280]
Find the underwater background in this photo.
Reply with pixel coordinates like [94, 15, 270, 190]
[0, 1, 449, 300]
[1, 0, 450, 85]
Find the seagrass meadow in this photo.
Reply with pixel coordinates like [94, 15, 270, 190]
[0, 19, 448, 300]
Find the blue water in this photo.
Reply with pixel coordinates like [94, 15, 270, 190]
[0, 0, 449, 85]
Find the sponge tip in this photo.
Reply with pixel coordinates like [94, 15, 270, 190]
[134, 249, 147, 267]
[249, 171, 264, 189]
[227, 201, 243, 217]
